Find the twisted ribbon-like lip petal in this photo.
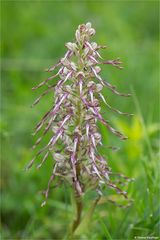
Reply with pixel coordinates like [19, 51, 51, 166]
[32, 67, 64, 90]
[91, 67, 131, 97]
[99, 93, 133, 116]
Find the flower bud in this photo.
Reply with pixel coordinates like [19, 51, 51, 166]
[91, 42, 98, 50]
[79, 24, 86, 33]
[87, 81, 95, 88]
[96, 84, 103, 92]
[53, 153, 65, 162]
[63, 67, 70, 75]
[86, 59, 95, 67]
[88, 28, 96, 36]
[70, 62, 77, 71]
[94, 66, 101, 73]
[75, 29, 81, 43]
[64, 85, 72, 92]
[76, 71, 85, 78]
[65, 42, 77, 52]
[83, 47, 90, 57]
[61, 57, 70, 67]
[94, 132, 101, 143]
[86, 22, 92, 29]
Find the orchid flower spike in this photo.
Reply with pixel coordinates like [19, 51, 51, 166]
[27, 22, 133, 207]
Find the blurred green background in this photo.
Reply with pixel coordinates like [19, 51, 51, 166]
[1, 0, 159, 239]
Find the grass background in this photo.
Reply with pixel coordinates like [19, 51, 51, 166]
[1, 0, 159, 239]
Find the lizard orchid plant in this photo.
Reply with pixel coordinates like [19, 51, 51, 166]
[26, 22, 133, 236]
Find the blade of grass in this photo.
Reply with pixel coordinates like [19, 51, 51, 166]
[97, 215, 112, 240]
[130, 86, 153, 159]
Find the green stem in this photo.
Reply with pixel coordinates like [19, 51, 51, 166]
[67, 193, 83, 239]
[69, 41, 87, 238]
[71, 195, 83, 233]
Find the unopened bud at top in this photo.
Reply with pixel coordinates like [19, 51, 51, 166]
[86, 22, 92, 29]
[88, 28, 96, 36]
[75, 22, 96, 45]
